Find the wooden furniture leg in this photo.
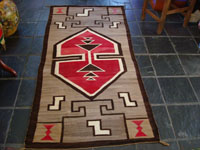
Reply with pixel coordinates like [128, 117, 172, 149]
[183, 0, 197, 27]
[157, 0, 171, 34]
[142, 0, 149, 20]
[0, 59, 17, 77]
[141, 0, 197, 34]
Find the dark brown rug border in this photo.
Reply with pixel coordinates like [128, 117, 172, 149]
[25, 6, 160, 149]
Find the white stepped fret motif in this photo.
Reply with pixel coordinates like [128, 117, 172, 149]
[110, 21, 121, 28]
[55, 22, 66, 29]
[77, 8, 93, 17]
[49, 96, 65, 110]
[88, 120, 110, 135]
[119, 93, 137, 107]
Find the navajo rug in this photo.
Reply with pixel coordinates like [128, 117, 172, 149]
[25, 6, 159, 149]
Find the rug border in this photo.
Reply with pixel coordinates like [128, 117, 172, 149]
[25, 6, 160, 149]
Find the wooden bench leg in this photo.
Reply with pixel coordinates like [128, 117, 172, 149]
[141, 0, 149, 21]
[183, 0, 197, 27]
[157, 0, 171, 34]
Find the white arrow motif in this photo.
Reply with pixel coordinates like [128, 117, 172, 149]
[55, 22, 66, 29]
[77, 8, 93, 17]
[88, 120, 110, 135]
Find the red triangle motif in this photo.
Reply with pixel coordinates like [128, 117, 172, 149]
[132, 120, 147, 137]
[56, 8, 63, 14]
[41, 124, 54, 141]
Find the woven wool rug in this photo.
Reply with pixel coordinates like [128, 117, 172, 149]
[25, 6, 160, 149]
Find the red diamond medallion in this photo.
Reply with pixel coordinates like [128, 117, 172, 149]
[52, 28, 125, 98]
